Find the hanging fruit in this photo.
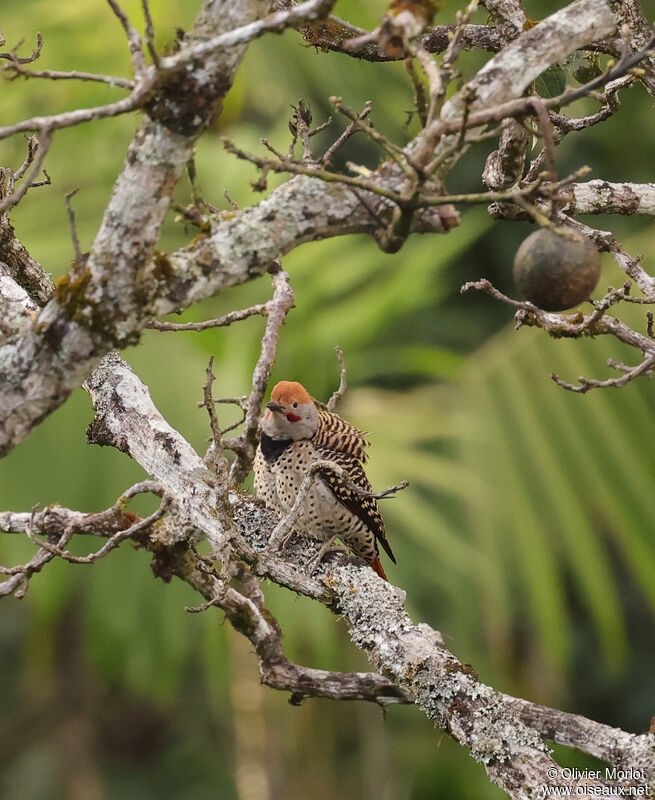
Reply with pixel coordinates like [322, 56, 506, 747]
[513, 228, 601, 311]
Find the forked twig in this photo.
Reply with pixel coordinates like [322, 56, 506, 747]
[0, 130, 52, 214]
[25, 497, 170, 565]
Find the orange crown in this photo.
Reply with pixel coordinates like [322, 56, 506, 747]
[270, 380, 312, 406]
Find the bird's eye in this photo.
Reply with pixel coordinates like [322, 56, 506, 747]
[292, 402, 298, 408]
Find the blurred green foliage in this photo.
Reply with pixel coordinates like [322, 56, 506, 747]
[1, 1, 654, 798]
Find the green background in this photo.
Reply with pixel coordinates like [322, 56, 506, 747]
[1, 1, 654, 798]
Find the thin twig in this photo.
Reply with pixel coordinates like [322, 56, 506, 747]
[223, 137, 407, 206]
[141, 0, 161, 68]
[5, 63, 134, 89]
[64, 189, 82, 263]
[185, 592, 228, 613]
[146, 304, 268, 332]
[331, 97, 416, 175]
[321, 101, 372, 165]
[552, 356, 655, 393]
[526, 97, 558, 186]
[201, 355, 224, 473]
[366, 479, 409, 500]
[326, 346, 348, 410]
[106, 0, 146, 75]
[13, 136, 39, 180]
[0, 32, 43, 64]
[210, 396, 249, 435]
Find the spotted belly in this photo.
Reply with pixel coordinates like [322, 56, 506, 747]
[254, 440, 378, 562]
[269, 442, 375, 559]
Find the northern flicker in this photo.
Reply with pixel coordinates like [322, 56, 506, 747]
[253, 380, 396, 580]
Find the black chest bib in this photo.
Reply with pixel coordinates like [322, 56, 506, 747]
[260, 432, 293, 462]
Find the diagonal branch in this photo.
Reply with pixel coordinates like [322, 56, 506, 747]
[228, 268, 296, 484]
[83, 352, 235, 555]
[0, 522, 72, 599]
[80, 354, 654, 797]
[326, 346, 347, 411]
[2, 492, 654, 769]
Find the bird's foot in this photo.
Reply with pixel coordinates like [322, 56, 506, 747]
[305, 535, 346, 576]
[265, 527, 298, 556]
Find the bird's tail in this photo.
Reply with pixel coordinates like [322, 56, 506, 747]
[370, 556, 388, 581]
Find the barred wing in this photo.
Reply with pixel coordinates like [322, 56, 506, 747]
[316, 448, 396, 564]
[314, 409, 369, 463]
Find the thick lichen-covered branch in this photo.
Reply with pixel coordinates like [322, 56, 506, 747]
[2, 490, 653, 773]
[77, 351, 655, 798]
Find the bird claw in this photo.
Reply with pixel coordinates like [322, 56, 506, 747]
[305, 536, 346, 576]
[280, 529, 298, 550]
[265, 527, 298, 555]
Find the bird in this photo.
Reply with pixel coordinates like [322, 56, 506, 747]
[253, 380, 396, 580]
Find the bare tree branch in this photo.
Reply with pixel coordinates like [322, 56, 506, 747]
[0, 1, 337, 142]
[287, 5, 504, 61]
[413, 0, 620, 171]
[2, 2, 655, 797]
[0, 0, 275, 457]
[84, 352, 236, 555]
[461, 278, 655, 392]
[25, 497, 170, 565]
[0, 481, 162, 538]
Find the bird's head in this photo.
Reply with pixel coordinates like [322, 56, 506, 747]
[261, 380, 318, 440]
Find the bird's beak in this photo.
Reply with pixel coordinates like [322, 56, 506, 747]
[266, 401, 285, 414]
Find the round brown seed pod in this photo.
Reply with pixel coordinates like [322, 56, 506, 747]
[513, 228, 601, 311]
